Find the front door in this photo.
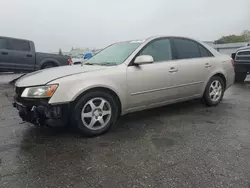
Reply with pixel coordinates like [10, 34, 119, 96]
[8, 39, 35, 72]
[126, 38, 177, 110]
[0, 37, 12, 71]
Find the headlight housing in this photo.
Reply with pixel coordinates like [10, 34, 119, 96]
[21, 85, 58, 98]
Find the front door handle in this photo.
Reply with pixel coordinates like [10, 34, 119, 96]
[205, 63, 211, 68]
[1, 52, 8, 55]
[27, 54, 32, 57]
[169, 67, 178, 73]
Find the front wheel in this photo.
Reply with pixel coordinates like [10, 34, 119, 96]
[203, 76, 225, 106]
[71, 91, 119, 136]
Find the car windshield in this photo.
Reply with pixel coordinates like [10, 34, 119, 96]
[83, 41, 143, 66]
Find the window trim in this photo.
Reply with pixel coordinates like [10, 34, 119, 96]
[128, 37, 173, 66]
[170, 37, 214, 60]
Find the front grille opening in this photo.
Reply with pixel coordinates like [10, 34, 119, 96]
[237, 51, 250, 56]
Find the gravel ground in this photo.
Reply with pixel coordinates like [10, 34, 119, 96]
[0, 76, 250, 188]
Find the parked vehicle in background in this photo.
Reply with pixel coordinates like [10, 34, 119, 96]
[71, 52, 93, 65]
[71, 55, 85, 65]
[13, 36, 235, 136]
[232, 44, 250, 82]
[0, 36, 71, 72]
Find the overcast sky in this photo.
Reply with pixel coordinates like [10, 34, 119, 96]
[1, 0, 249, 52]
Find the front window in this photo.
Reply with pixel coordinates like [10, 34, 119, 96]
[83, 41, 143, 66]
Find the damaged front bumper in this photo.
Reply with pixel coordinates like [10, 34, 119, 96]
[13, 95, 70, 127]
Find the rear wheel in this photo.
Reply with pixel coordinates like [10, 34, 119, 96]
[203, 76, 225, 106]
[71, 91, 118, 136]
[235, 72, 247, 83]
[41, 63, 57, 69]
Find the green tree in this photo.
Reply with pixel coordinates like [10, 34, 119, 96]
[214, 30, 250, 44]
[58, 48, 63, 56]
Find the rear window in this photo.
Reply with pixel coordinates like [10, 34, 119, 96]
[172, 38, 200, 59]
[9, 39, 30, 51]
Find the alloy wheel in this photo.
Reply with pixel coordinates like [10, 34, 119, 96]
[81, 97, 112, 130]
[209, 80, 222, 102]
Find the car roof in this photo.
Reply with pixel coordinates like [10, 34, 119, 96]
[0, 36, 31, 42]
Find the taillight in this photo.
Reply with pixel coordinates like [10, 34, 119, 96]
[68, 58, 73, 65]
[231, 59, 235, 68]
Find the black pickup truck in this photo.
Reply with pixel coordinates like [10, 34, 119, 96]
[232, 44, 250, 82]
[0, 36, 71, 73]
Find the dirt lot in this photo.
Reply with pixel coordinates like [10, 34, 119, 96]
[0, 76, 250, 188]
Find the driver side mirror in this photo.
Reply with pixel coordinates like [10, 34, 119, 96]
[134, 55, 154, 65]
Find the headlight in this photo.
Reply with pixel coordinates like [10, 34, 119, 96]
[21, 85, 58, 98]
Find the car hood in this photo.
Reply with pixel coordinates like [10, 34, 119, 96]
[237, 46, 250, 52]
[15, 65, 110, 87]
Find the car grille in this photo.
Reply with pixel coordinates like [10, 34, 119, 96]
[236, 56, 250, 61]
[235, 50, 250, 63]
[237, 51, 250, 56]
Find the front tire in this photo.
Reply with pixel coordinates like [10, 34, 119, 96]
[71, 91, 118, 136]
[203, 76, 225, 106]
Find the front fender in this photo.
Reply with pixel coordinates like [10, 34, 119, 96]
[48, 74, 127, 112]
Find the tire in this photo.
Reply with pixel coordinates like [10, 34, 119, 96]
[71, 91, 119, 137]
[203, 76, 225, 106]
[42, 63, 56, 69]
[235, 72, 247, 83]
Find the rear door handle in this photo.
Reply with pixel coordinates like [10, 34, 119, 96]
[205, 63, 211, 68]
[169, 67, 178, 73]
[26, 54, 32, 57]
[1, 52, 8, 55]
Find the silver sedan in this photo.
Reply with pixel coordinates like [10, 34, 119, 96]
[14, 36, 235, 136]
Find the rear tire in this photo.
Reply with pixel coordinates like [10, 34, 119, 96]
[235, 72, 247, 83]
[41, 63, 57, 69]
[203, 76, 225, 106]
[70, 91, 118, 137]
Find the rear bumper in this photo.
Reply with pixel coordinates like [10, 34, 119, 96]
[13, 96, 70, 127]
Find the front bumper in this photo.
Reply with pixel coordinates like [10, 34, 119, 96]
[13, 95, 70, 127]
[235, 62, 250, 73]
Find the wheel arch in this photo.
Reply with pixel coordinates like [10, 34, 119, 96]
[212, 73, 227, 88]
[203, 72, 227, 95]
[72, 87, 122, 116]
[40, 58, 60, 69]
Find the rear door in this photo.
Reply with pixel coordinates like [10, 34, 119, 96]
[169, 38, 213, 99]
[7, 39, 35, 72]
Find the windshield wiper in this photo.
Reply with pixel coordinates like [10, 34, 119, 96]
[99, 62, 117, 66]
[82, 62, 95, 66]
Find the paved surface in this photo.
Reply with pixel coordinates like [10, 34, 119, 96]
[0, 76, 250, 188]
[0, 73, 24, 84]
